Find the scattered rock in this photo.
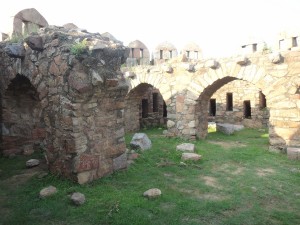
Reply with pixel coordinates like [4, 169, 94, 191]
[113, 153, 127, 171]
[23, 144, 34, 156]
[181, 153, 202, 161]
[70, 192, 86, 206]
[127, 159, 135, 166]
[37, 171, 48, 179]
[130, 133, 152, 150]
[269, 52, 282, 64]
[26, 159, 40, 168]
[128, 153, 139, 160]
[287, 147, 300, 160]
[39, 186, 57, 198]
[4, 43, 25, 58]
[216, 123, 244, 135]
[162, 130, 169, 135]
[176, 143, 195, 152]
[143, 188, 162, 199]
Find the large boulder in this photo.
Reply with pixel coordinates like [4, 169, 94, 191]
[130, 133, 152, 150]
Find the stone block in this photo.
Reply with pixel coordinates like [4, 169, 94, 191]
[216, 123, 244, 135]
[181, 153, 202, 161]
[287, 147, 300, 160]
[113, 153, 127, 171]
[176, 143, 195, 152]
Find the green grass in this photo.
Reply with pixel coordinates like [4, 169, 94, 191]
[0, 128, 299, 225]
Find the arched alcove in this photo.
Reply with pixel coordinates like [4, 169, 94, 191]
[1, 74, 45, 156]
[124, 83, 167, 132]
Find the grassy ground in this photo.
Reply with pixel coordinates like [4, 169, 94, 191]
[0, 128, 299, 225]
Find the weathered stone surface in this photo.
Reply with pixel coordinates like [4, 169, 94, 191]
[236, 56, 248, 65]
[176, 143, 195, 152]
[26, 159, 40, 168]
[25, 36, 44, 51]
[130, 133, 152, 150]
[39, 186, 57, 198]
[13, 8, 48, 36]
[287, 147, 300, 160]
[70, 192, 86, 205]
[181, 153, 202, 161]
[63, 23, 78, 30]
[163, 65, 173, 73]
[113, 153, 127, 171]
[4, 44, 25, 58]
[206, 59, 218, 69]
[143, 188, 161, 198]
[269, 52, 282, 64]
[167, 120, 175, 128]
[216, 123, 244, 135]
[124, 71, 136, 79]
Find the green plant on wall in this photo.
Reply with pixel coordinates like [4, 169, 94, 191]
[262, 42, 272, 54]
[70, 39, 88, 56]
[8, 34, 24, 43]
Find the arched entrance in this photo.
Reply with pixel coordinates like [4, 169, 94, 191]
[1, 74, 45, 156]
[124, 83, 167, 132]
[195, 77, 269, 138]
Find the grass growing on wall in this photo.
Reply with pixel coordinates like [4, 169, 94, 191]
[0, 128, 299, 225]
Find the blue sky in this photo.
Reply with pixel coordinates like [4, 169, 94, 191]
[1, 0, 300, 58]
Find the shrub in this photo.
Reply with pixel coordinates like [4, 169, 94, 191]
[70, 39, 88, 56]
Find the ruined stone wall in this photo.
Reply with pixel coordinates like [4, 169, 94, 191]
[127, 51, 300, 152]
[0, 26, 129, 183]
[209, 80, 269, 128]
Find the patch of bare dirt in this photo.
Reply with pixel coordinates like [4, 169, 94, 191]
[160, 202, 176, 212]
[164, 173, 184, 183]
[208, 141, 246, 149]
[201, 176, 222, 189]
[256, 168, 275, 177]
[231, 166, 245, 175]
[169, 185, 227, 201]
[213, 163, 245, 176]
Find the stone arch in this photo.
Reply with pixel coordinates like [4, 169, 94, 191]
[125, 82, 167, 132]
[188, 58, 300, 151]
[1, 74, 46, 156]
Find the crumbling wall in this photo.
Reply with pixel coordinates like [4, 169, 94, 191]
[0, 26, 128, 183]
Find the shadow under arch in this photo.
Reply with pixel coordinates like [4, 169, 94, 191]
[195, 76, 270, 139]
[1, 74, 46, 156]
[124, 82, 167, 132]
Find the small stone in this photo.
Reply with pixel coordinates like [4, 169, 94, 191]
[39, 186, 57, 198]
[70, 192, 86, 206]
[179, 162, 187, 166]
[181, 153, 202, 161]
[37, 172, 48, 179]
[143, 188, 161, 199]
[176, 143, 195, 152]
[287, 147, 300, 160]
[26, 159, 40, 168]
[128, 153, 139, 160]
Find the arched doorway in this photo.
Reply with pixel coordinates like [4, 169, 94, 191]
[124, 83, 167, 132]
[1, 74, 45, 156]
[207, 79, 269, 128]
[195, 77, 270, 139]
